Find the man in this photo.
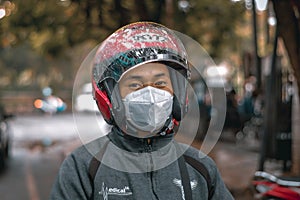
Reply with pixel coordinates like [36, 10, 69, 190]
[50, 22, 233, 200]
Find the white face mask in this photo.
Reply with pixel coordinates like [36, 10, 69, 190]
[122, 86, 173, 135]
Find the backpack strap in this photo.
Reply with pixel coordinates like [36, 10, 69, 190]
[183, 154, 214, 200]
[88, 140, 109, 199]
[88, 156, 101, 183]
[178, 154, 193, 200]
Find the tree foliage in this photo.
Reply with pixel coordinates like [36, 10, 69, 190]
[0, 0, 245, 89]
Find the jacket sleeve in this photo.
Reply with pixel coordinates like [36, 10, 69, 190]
[209, 161, 234, 200]
[49, 148, 93, 200]
[183, 144, 234, 200]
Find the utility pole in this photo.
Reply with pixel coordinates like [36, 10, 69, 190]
[251, 0, 262, 91]
[258, 27, 278, 171]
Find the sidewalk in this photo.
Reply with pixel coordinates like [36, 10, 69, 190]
[202, 131, 288, 200]
[209, 141, 258, 199]
[187, 130, 261, 199]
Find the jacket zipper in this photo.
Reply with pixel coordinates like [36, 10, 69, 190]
[144, 139, 159, 199]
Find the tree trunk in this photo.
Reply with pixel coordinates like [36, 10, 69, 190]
[272, 0, 300, 175]
[114, 0, 130, 27]
[134, 0, 149, 21]
[165, 0, 174, 28]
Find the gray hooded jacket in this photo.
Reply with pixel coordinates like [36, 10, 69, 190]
[50, 127, 234, 200]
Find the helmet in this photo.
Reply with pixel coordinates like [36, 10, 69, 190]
[92, 22, 190, 128]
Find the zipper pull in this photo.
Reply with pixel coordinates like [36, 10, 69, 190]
[145, 139, 152, 152]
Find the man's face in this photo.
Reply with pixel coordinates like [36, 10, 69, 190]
[118, 63, 174, 137]
[118, 62, 173, 98]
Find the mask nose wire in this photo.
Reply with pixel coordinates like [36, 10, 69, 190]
[142, 85, 155, 103]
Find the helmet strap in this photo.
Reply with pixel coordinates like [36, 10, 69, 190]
[159, 117, 177, 136]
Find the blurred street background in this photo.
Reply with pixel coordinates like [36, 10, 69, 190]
[0, 112, 259, 199]
[0, 112, 289, 199]
[1, 0, 300, 199]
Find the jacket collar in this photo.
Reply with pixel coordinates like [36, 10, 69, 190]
[107, 126, 175, 153]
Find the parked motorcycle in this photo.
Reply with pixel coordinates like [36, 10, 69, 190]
[253, 171, 300, 200]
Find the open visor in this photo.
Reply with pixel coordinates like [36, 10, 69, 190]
[72, 30, 226, 173]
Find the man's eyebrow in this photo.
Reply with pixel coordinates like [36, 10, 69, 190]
[125, 75, 143, 80]
[124, 72, 168, 81]
[154, 72, 168, 78]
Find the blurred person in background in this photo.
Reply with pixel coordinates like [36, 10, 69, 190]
[50, 22, 233, 200]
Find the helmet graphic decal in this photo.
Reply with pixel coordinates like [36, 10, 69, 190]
[93, 22, 188, 84]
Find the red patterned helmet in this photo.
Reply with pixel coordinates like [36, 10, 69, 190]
[92, 22, 190, 126]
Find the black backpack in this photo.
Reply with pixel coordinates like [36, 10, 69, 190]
[88, 142, 214, 200]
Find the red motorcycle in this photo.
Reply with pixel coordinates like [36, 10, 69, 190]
[253, 171, 300, 200]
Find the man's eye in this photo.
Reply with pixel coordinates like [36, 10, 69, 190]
[154, 81, 167, 88]
[128, 83, 143, 89]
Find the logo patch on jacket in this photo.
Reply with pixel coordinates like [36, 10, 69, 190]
[173, 178, 198, 200]
[99, 182, 133, 199]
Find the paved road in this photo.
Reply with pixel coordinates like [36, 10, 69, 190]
[0, 112, 109, 200]
[0, 148, 64, 200]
